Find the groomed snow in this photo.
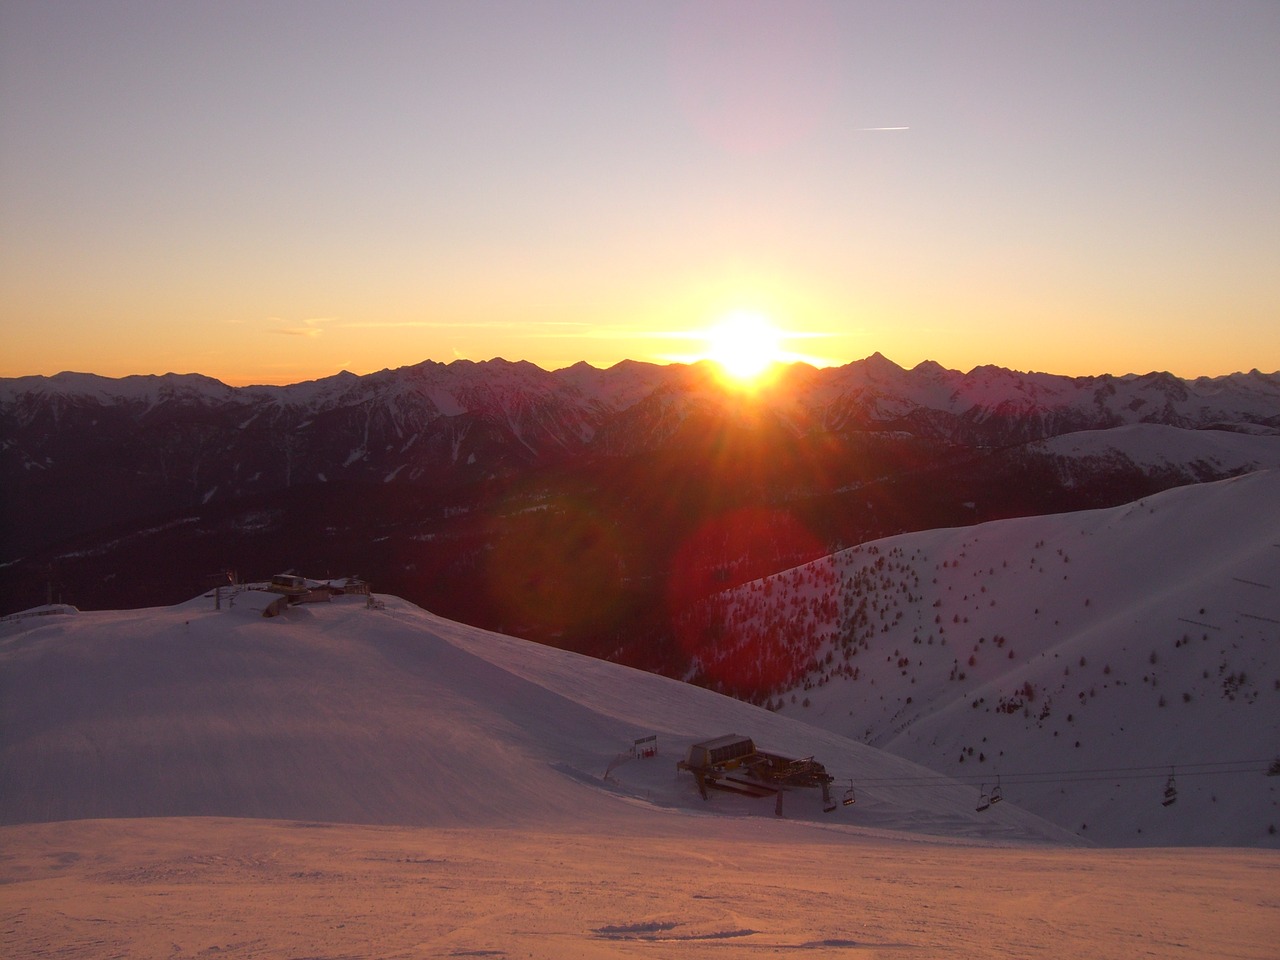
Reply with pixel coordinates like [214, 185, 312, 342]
[5, 817, 1275, 959]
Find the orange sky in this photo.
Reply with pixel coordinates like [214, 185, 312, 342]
[2, 1, 1277, 385]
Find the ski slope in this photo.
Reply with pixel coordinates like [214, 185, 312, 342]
[2, 505, 1277, 957]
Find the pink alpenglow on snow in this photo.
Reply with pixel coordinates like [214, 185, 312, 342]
[3, 539, 1278, 956]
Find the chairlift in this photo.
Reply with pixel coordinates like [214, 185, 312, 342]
[1267, 757, 1280, 777]
[1162, 771, 1177, 807]
[825, 780, 854, 812]
[975, 785, 991, 813]
[989, 776, 1003, 806]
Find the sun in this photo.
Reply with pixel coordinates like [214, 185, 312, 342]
[704, 311, 786, 386]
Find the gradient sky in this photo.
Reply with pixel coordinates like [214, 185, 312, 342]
[2, 0, 1277, 385]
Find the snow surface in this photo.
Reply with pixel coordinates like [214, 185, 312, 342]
[5, 817, 1275, 959]
[3, 581, 1278, 956]
[0, 592, 1068, 841]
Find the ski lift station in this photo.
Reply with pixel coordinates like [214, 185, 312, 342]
[678, 734, 842, 813]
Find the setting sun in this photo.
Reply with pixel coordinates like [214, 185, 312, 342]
[704, 311, 786, 385]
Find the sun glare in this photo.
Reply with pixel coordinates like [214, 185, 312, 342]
[704, 311, 785, 385]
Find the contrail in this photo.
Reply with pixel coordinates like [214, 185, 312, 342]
[858, 125, 910, 131]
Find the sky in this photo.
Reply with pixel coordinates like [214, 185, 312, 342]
[1, 0, 1277, 386]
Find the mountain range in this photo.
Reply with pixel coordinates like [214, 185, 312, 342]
[3, 355, 1279, 656]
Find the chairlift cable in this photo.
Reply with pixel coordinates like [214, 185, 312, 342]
[847, 757, 1272, 789]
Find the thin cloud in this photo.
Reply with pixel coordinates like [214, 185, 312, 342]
[270, 317, 336, 338]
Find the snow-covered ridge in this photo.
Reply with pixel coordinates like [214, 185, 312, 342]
[4, 356, 1278, 435]
[0, 588, 1074, 846]
[0, 370, 237, 406]
[1030, 424, 1280, 483]
[689, 469, 1280, 847]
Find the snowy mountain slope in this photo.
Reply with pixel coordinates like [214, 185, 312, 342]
[0, 370, 238, 408]
[3, 355, 1276, 462]
[795, 355, 1280, 443]
[2, 508, 1277, 958]
[0, 591, 1076, 844]
[1028, 423, 1280, 484]
[688, 470, 1280, 846]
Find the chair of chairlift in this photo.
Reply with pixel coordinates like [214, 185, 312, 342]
[1162, 772, 1177, 807]
[825, 781, 856, 813]
[975, 786, 991, 813]
[989, 777, 1003, 805]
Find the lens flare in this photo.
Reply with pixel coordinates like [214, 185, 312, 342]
[668, 506, 825, 698]
[485, 496, 628, 638]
